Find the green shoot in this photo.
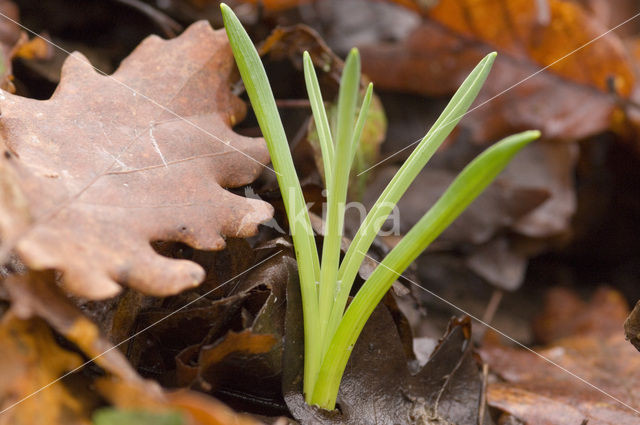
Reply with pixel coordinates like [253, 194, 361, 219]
[326, 52, 496, 344]
[317, 49, 361, 354]
[221, 5, 322, 396]
[221, 3, 540, 410]
[309, 130, 540, 407]
[303, 52, 335, 184]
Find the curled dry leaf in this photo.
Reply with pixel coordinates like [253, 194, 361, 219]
[0, 314, 94, 425]
[175, 246, 294, 411]
[362, 0, 635, 142]
[0, 21, 273, 299]
[480, 287, 640, 425]
[624, 300, 640, 352]
[259, 25, 345, 88]
[5, 271, 152, 386]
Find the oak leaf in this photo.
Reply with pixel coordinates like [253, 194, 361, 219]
[0, 21, 273, 299]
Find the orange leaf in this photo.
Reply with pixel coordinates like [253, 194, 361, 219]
[362, 0, 636, 142]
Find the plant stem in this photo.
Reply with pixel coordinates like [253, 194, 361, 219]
[310, 130, 541, 408]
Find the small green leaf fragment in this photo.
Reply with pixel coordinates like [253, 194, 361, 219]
[92, 408, 184, 425]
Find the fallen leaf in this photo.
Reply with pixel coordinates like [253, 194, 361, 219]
[0, 314, 94, 425]
[95, 378, 267, 425]
[164, 390, 266, 425]
[360, 139, 572, 290]
[0, 21, 273, 299]
[480, 287, 640, 425]
[13, 32, 54, 62]
[533, 286, 630, 344]
[625, 300, 640, 352]
[235, 0, 315, 13]
[5, 270, 159, 387]
[128, 286, 249, 379]
[176, 246, 294, 413]
[3, 270, 268, 425]
[0, 0, 20, 92]
[259, 25, 345, 90]
[361, 0, 635, 142]
[282, 267, 491, 424]
[578, 0, 640, 37]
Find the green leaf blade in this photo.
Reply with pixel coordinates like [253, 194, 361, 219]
[324, 81, 374, 345]
[221, 3, 322, 398]
[303, 51, 335, 185]
[317, 49, 362, 358]
[311, 130, 541, 409]
[333, 52, 497, 335]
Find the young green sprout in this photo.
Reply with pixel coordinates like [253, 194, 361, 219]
[221, 3, 540, 410]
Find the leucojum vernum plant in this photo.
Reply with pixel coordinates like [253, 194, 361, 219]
[221, 3, 540, 410]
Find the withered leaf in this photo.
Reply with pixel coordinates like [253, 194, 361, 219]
[96, 379, 266, 425]
[533, 287, 630, 344]
[0, 21, 273, 299]
[362, 0, 635, 142]
[234, 0, 313, 13]
[4, 270, 267, 425]
[176, 247, 294, 413]
[283, 270, 491, 425]
[624, 300, 640, 352]
[0, 0, 21, 92]
[0, 314, 94, 425]
[259, 25, 345, 88]
[481, 287, 640, 425]
[5, 271, 154, 386]
[361, 139, 573, 290]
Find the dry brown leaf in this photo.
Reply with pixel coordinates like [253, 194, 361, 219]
[174, 246, 293, 407]
[0, 0, 20, 92]
[95, 379, 266, 425]
[625, 300, 640, 352]
[0, 21, 273, 299]
[362, 0, 635, 142]
[235, 0, 314, 12]
[259, 25, 346, 89]
[480, 287, 640, 425]
[4, 270, 267, 425]
[5, 271, 154, 386]
[533, 287, 630, 344]
[578, 0, 640, 37]
[0, 314, 93, 425]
